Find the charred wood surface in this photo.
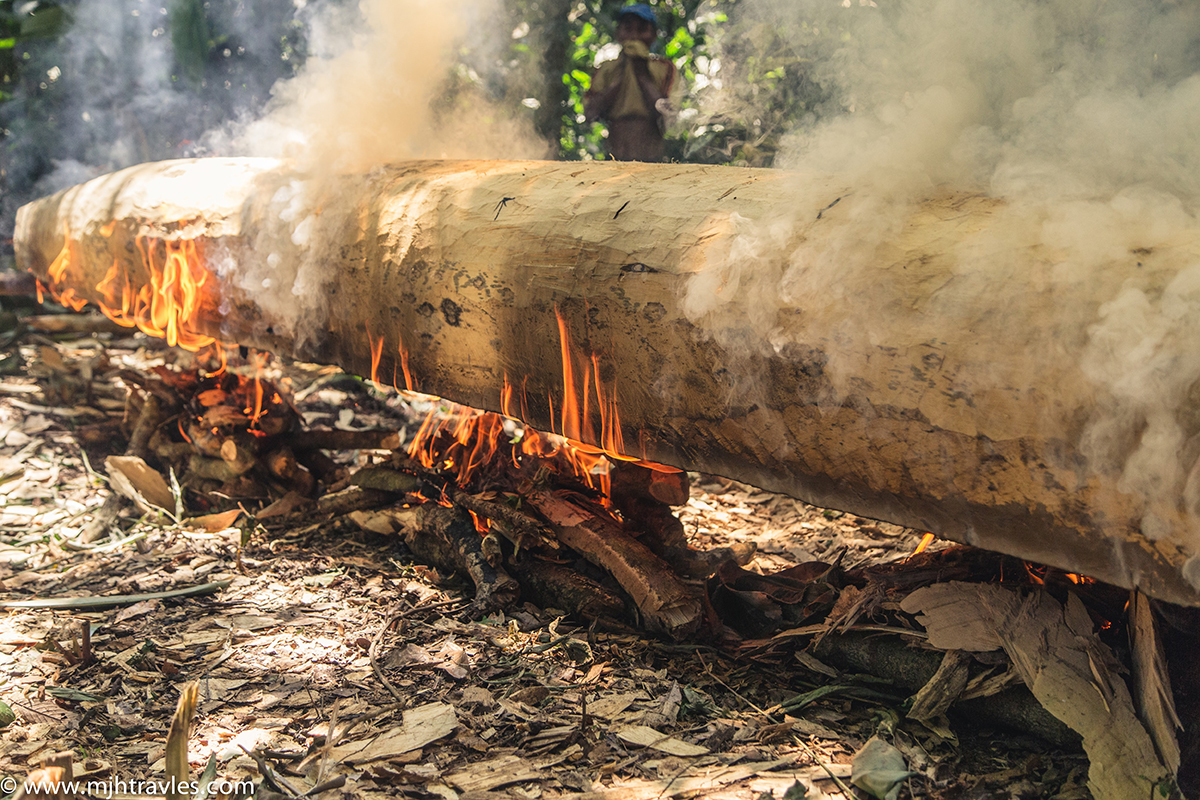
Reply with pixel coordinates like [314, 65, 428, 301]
[14, 158, 1200, 605]
[526, 490, 703, 639]
[396, 505, 519, 608]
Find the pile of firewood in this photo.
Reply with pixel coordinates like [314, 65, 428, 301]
[84, 356, 751, 639]
[17, 343, 1196, 797]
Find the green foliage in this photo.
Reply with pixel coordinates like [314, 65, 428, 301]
[0, 0, 842, 177]
[556, 0, 834, 166]
[559, 0, 737, 161]
[18, 3, 66, 39]
[682, 13, 837, 167]
[0, 1, 69, 90]
[170, 0, 212, 87]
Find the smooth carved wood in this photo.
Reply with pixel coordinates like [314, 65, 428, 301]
[14, 157, 1200, 606]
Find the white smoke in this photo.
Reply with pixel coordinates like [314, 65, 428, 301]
[680, 0, 1200, 579]
[205, 0, 546, 347]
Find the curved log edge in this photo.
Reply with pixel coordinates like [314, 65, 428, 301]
[14, 157, 1200, 606]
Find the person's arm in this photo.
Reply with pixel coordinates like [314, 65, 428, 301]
[583, 60, 624, 123]
[629, 56, 668, 119]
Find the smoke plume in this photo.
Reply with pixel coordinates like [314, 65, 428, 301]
[681, 0, 1200, 582]
[203, 0, 546, 346]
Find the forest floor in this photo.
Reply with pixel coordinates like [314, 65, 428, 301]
[0, 325, 1119, 800]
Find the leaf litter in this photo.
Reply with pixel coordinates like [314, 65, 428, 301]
[0, 327, 1182, 800]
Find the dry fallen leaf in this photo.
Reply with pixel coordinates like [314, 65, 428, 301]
[105, 456, 175, 513]
[185, 508, 243, 533]
[851, 736, 913, 800]
[617, 725, 708, 756]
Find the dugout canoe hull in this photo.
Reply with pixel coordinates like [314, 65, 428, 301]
[14, 157, 1200, 605]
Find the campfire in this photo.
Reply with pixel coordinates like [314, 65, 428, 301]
[13, 157, 1200, 797]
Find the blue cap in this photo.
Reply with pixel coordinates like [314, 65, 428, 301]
[617, 3, 657, 26]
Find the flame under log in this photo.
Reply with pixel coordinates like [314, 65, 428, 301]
[14, 157, 1200, 606]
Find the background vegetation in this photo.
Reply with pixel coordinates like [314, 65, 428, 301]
[0, 0, 843, 246]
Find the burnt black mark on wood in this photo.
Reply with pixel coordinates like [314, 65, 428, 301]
[643, 302, 667, 323]
[613, 201, 630, 219]
[441, 298, 463, 326]
[943, 388, 976, 407]
[500, 287, 516, 305]
[816, 196, 844, 220]
[493, 197, 516, 221]
[620, 262, 659, 274]
[417, 302, 436, 318]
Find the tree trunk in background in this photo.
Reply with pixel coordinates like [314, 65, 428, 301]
[532, 0, 573, 154]
[14, 157, 1200, 607]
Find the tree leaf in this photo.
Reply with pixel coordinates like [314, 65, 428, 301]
[169, 0, 210, 86]
[851, 736, 914, 800]
[19, 5, 68, 40]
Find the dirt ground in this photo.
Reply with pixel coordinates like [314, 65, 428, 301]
[0, 327, 1109, 799]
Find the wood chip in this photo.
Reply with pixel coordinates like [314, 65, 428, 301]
[616, 725, 708, 756]
[331, 702, 457, 765]
[445, 754, 541, 792]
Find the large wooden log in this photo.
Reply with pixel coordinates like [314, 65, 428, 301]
[14, 158, 1200, 606]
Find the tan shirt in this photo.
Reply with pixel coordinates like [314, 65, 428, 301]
[587, 54, 682, 122]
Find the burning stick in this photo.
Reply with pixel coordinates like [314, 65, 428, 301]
[393, 504, 519, 608]
[525, 489, 703, 639]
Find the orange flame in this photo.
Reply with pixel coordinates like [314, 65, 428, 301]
[907, 532, 935, 561]
[406, 306, 679, 500]
[135, 237, 215, 350]
[251, 353, 267, 425]
[366, 323, 384, 387]
[468, 510, 491, 534]
[205, 343, 228, 377]
[43, 231, 218, 352]
[398, 333, 416, 392]
[44, 227, 289, 448]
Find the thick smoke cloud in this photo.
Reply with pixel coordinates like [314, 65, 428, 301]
[202, 0, 546, 346]
[0, 0, 305, 241]
[1, 0, 544, 261]
[681, 0, 1200, 581]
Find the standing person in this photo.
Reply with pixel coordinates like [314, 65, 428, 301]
[583, 3, 683, 162]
